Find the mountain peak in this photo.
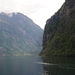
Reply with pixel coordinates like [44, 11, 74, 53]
[0, 12, 18, 17]
[0, 12, 43, 56]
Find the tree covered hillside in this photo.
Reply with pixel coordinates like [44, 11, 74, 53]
[0, 12, 43, 56]
[40, 0, 75, 56]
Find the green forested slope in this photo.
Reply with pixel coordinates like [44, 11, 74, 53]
[0, 12, 43, 56]
[40, 0, 75, 56]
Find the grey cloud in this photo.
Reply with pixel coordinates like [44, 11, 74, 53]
[0, 0, 45, 15]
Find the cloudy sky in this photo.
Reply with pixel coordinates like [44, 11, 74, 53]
[0, 0, 65, 29]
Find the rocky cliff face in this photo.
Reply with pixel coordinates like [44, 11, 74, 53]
[0, 12, 43, 56]
[40, 0, 75, 56]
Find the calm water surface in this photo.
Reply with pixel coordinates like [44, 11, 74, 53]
[0, 55, 75, 75]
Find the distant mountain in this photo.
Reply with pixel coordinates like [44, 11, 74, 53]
[0, 12, 43, 56]
[40, 0, 75, 56]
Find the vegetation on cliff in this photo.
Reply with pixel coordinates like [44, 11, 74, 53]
[40, 0, 75, 56]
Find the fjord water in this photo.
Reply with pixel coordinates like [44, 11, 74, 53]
[0, 56, 75, 75]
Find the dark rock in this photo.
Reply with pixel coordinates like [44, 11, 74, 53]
[40, 0, 75, 56]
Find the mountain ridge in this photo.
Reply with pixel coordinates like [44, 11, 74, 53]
[0, 12, 43, 56]
[40, 0, 75, 56]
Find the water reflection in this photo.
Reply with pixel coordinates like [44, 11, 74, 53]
[0, 56, 75, 75]
[0, 56, 44, 75]
[41, 56, 75, 75]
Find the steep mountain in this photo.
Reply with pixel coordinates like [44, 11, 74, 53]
[40, 0, 75, 56]
[0, 12, 43, 56]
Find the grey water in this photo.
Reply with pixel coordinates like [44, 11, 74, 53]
[0, 55, 75, 75]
